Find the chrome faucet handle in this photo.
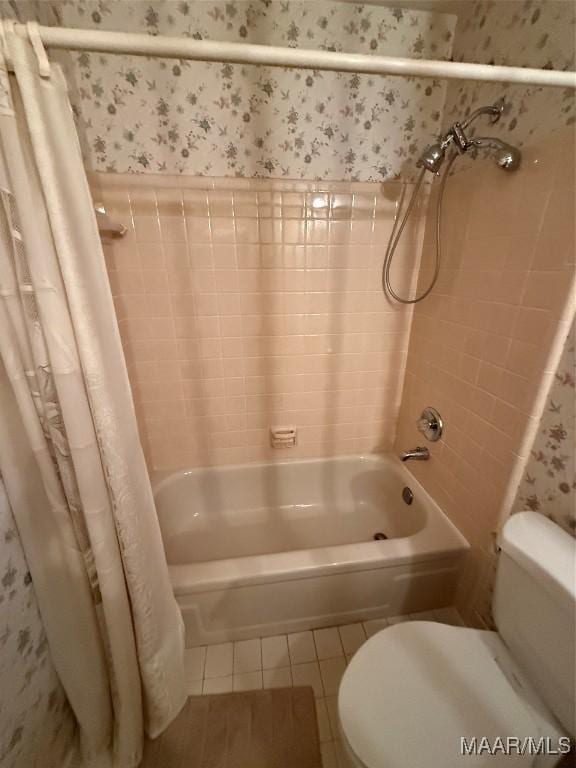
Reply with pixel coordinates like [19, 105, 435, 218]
[416, 407, 443, 442]
[417, 416, 432, 432]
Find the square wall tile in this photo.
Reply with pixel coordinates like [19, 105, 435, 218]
[98, 174, 418, 474]
[392, 126, 575, 627]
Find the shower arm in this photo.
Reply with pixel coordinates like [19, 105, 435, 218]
[437, 101, 504, 154]
[469, 136, 510, 151]
[461, 103, 503, 130]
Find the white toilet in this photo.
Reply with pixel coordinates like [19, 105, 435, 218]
[338, 512, 575, 768]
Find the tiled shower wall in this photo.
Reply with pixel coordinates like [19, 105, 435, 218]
[394, 126, 576, 626]
[94, 174, 423, 471]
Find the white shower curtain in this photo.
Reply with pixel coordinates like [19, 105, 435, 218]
[0, 23, 186, 768]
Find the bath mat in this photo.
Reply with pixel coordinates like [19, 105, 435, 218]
[140, 686, 322, 768]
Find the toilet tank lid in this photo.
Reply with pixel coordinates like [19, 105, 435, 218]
[500, 512, 575, 604]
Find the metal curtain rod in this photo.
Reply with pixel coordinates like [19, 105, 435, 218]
[12, 23, 576, 89]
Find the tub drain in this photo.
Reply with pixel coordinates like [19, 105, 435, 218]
[373, 532, 388, 541]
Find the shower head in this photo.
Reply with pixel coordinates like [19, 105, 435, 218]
[417, 142, 446, 174]
[416, 101, 520, 176]
[493, 142, 522, 171]
[472, 137, 522, 171]
[417, 135, 521, 176]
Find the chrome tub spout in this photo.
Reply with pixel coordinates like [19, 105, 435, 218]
[399, 447, 430, 462]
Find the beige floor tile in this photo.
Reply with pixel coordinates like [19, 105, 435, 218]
[386, 614, 412, 626]
[263, 666, 292, 689]
[184, 646, 206, 683]
[315, 698, 333, 743]
[261, 634, 290, 669]
[325, 696, 340, 737]
[233, 637, 262, 673]
[319, 657, 346, 696]
[288, 630, 317, 664]
[202, 675, 233, 694]
[291, 661, 324, 697]
[338, 623, 366, 655]
[314, 627, 344, 660]
[362, 617, 389, 637]
[233, 670, 263, 691]
[187, 680, 203, 696]
[204, 642, 234, 679]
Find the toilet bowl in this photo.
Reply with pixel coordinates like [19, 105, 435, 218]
[338, 513, 575, 768]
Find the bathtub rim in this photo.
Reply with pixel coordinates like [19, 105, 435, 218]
[153, 451, 430, 497]
[153, 452, 469, 596]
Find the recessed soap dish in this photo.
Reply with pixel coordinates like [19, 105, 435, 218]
[270, 426, 297, 448]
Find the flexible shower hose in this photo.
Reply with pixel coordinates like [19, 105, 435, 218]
[382, 152, 458, 304]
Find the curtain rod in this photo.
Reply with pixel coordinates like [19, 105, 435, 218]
[13, 23, 576, 89]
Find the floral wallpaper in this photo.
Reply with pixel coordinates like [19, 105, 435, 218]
[47, 0, 456, 181]
[0, 475, 75, 768]
[513, 318, 576, 538]
[2, 1, 574, 178]
[444, 0, 575, 163]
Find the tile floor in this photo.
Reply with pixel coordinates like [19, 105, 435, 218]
[183, 607, 464, 768]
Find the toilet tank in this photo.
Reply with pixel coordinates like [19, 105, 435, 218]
[493, 512, 575, 736]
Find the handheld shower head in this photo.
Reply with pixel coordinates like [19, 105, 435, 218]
[385, 99, 521, 306]
[417, 142, 446, 174]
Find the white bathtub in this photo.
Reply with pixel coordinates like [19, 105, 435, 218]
[153, 454, 468, 646]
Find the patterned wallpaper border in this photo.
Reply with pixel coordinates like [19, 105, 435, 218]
[2, 2, 575, 182]
[55, 0, 456, 181]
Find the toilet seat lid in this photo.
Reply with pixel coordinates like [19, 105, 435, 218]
[338, 622, 560, 768]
